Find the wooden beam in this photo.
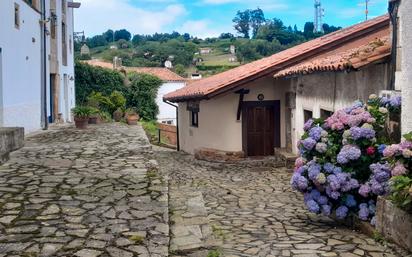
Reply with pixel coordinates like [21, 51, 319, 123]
[235, 89, 250, 120]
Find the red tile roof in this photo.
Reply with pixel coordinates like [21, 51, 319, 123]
[122, 67, 186, 82]
[274, 36, 391, 78]
[83, 60, 185, 82]
[164, 15, 390, 102]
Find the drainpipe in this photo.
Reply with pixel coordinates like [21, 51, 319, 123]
[40, 0, 48, 130]
[163, 100, 180, 151]
[388, 0, 400, 90]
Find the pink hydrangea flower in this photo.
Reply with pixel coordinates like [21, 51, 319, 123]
[392, 162, 407, 176]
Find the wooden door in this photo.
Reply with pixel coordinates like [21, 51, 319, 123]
[243, 101, 280, 156]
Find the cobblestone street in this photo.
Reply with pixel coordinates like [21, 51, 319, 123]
[0, 124, 410, 257]
[155, 149, 410, 257]
[0, 124, 168, 257]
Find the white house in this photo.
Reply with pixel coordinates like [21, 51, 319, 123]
[164, 15, 391, 161]
[0, 0, 79, 134]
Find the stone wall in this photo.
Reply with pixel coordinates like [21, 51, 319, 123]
[0, 127, 24, 164]
[376, 197, 412, 252]
[194, 147, 245, 163]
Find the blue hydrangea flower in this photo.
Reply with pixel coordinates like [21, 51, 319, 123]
[336, 206, 349, 219]
[350, 127, 376, 140]
[345, 194, 357, 208]
[378, 144, 387, 154]
[358, 203, 370, 221]
[323, 163, 335, 173]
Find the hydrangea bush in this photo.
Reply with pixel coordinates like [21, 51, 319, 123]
[383, 132, 412, 213]
[291, 94, 401, 223]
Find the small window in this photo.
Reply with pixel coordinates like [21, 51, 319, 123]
[320, 109, 333, 120]
[303, 109, 313, 123]
[62, 0, 67, 15]
[191, 111, 199, 127]
[14, 3, 20, 29]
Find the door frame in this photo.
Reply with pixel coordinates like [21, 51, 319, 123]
[241, 100, 281, 156]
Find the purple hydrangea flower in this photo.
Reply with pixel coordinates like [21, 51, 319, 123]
[321, 204, 332, 216]
[306, 200, 320, 213]
[308, 163, 322, 181]
[337, 145, 361, 164]
[389, 96, 401, 108]
[359, 184, 370, 197]
[350, 127, 376, 140]
[302, 138, 317, 151]
[359, 203, 370, 221]
[304, 119, 314, 131]
[317, 196, 328, 205]
[291, 173, 309, 191]
[309, 126, 324, 141]
[336, 206, 349, 219]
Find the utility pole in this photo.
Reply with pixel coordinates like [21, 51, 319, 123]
[314, 0, 325, 33]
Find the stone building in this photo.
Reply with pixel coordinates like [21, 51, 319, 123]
[164, 15, 392, 160]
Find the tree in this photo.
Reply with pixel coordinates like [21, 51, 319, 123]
[183, 33, 191, 42]
[219, 32, 235, 39]
[132, 34, 145, 46]
[322, 24, 341, 34]
[250, 8, 266, 38]
[127, 73, 162, 121]
[303, 22, 315, 39]
[86, 35, 107, 48]
[233, 10, 251, 38]
[103, 29, 114, 42]
[114, 29, 132, 41]
[174, 64, 186, 77]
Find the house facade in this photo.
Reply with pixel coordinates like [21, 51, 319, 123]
[164, 15, 392, 160]
[0, 0, 79, 134]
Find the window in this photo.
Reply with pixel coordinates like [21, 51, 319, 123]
[23, 0, 40, 10]
[14, 3, 20, 29]
[303, 109, 313, 123]
[191, 111, 199, 127]
[50, 11, 57, 39]
[320, 109, 333, 120]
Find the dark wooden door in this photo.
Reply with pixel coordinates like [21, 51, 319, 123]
[243, 101, 280, 156]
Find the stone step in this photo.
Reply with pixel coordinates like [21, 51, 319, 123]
[274, 148, 297, 169]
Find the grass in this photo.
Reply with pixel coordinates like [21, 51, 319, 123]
[140, 120, 158, 142]
[207, 249, 221, 257]
[129, 235, 145, 244]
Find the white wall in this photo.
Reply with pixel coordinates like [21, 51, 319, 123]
[0, 1, 42, 133]
[291, 64, 390, 153]
[399, 0, 412, 134]
[178, 75, 288, 154]
[157, 81, 185, 125]
[47, 0, 76, 123]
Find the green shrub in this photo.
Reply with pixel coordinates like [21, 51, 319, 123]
[110, 91, 126, 111]
[75, 62, 125, 105]
[87, 92, 115, 114]
[126, 73, 162, 121]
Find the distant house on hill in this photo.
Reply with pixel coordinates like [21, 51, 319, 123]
[200, 48, 212, 55]
[163, 15, 392, 161]
[84, 60, 186, 125]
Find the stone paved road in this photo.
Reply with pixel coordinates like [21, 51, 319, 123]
[0, 124, 168, 257]
[155, 150, 410, 257]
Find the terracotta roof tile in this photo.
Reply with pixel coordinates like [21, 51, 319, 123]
[273, 36, 391, 78]
[83, 60, 185, 82]
[164, 15, 389, 102]
[122, 67, 185, 82]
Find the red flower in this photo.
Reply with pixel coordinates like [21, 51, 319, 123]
[366, 146, 376, 156]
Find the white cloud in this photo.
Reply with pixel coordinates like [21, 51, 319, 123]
[201, 0, 288, 11]
[74, 0, 186, 36]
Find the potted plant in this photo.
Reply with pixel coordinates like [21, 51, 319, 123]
[125, 108, 139, 125]
[113, 108, 124, 122]
[72, 106, 92, 129]
[88, 107, 101, 124]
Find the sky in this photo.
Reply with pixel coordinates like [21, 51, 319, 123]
[74, 0, 389, 39]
